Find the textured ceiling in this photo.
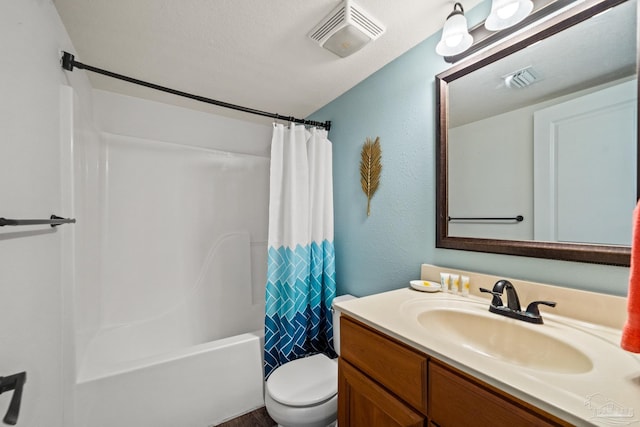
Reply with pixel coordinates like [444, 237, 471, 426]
[53, 0, 482, 124]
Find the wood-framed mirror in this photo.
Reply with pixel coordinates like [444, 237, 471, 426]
[436, 0, 638, 266]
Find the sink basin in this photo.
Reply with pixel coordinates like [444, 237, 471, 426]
[414, 302, 593, 374]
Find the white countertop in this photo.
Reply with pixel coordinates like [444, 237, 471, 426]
[335, 287, 640, 426]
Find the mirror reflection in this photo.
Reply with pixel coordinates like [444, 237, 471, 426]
[441, 0, 637, 260]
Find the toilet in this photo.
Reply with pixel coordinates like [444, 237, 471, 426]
[264, 294, 356, 427]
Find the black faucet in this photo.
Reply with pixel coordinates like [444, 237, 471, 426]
[480, 280, 556, 324]
[491, 279, 521, 311]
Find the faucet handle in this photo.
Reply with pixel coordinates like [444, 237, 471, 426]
[479, 287, 503, 307]
[525, 301, 557, 316]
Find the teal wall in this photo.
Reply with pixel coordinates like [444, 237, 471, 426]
[309, 4, 630, 298]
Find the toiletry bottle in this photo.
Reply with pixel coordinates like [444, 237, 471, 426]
[440, 272, 450, 293]
[450, 274, 460, 294]
[461, 275, 470, 296]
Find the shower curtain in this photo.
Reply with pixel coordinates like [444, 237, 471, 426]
[264, 123, 336, 378]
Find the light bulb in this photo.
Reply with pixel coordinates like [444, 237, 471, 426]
[485, 0, 533, 31]
[497, 2, 519, 19]
[446, 34, 464, 47]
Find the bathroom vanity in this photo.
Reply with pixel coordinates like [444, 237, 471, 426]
[339, 316, 570, 426]
[335, 265, 640, 427]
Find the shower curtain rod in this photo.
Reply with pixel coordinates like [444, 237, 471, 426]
[60, 51, 331, 131]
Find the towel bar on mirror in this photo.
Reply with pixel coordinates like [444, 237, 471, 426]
[448, 215, 524, 222]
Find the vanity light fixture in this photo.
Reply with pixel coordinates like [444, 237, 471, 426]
[485, 0, 535, 30]
[436, 0, 576, 63]
[435, 3, 474, 56]
[436, 0, 533, 57]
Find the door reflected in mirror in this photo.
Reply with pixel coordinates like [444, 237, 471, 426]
[436, 0, 637, 266]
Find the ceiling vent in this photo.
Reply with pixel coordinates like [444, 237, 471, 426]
[308, 0, 386, 58]
[503, 66, 541, 89]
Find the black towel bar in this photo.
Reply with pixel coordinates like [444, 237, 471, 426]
[448, 215, 524, 222]
[0, 215, 76, 228]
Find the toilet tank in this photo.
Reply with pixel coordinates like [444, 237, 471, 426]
[331, 294, 356, 355]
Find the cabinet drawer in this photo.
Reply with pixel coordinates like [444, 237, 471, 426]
[429, 360, 569, 427]
[340, 316, 428, 414]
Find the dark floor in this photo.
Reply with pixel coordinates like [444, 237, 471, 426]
[216, 407, 276, 427]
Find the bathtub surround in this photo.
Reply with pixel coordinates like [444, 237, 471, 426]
[264, 124, 337, 378]
[73, 90, 271, 426]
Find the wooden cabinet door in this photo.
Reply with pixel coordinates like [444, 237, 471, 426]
[429, 360, 569, 427]
[338, 358, 425, 427]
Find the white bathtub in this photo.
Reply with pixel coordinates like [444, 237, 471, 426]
[72, 126, 271, 427]
[73, 228, 267, 427]
[75, 331, 265, 427]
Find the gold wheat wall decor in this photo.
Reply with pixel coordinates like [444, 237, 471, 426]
[360, 137, 382, 217]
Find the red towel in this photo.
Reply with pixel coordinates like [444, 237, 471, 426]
[621, 200, 640, 353]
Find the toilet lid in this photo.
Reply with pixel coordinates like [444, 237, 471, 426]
[266, 353, 337, 407]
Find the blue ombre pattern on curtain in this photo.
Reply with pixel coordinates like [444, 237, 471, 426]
[264, 241, 336, 377]
[264, 124, 336, 378]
